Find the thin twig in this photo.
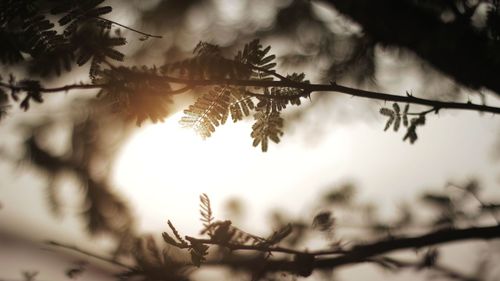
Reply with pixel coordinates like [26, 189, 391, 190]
[0, 82, 102, 93]
[0, 82, 190, 95]
[406, 107, 439, 116]
[45, 241, 133, 270]
[201, 224, 500, 273]
[96, 17, 162, 39]
[184, 236, 346, 256]
[448, 183, 500, 224]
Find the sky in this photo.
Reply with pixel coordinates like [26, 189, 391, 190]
[1, 103, 499, 281]
[112, 105, 500, 237]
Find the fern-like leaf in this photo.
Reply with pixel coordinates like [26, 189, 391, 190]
[265, 223, 293, 245]
[255, 73, 308, 114]
[165, 42, 238, 79]
[180, 86, 231, 138]
[187, 238, 209, 267]
[199, 193, 215, 237]
[234, 39, 276, 80]
[403, 104, 409, 127]
[251, 111, 284, 152]
[162, 220, 189, 248]
[94, 66, 172, 125]
[209, 220, 265, 245]
[228, 88, 255, 122]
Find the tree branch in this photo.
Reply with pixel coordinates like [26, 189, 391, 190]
[204, 224, 500, 274]
[96, 17, 162, 39]
[0, 82, 102, 93]
[184, 236, 345, 256]
[46, 241, 133, 270]
[2, 77, 499, 114]
[321, 0, 500, 96]
[374, 256, 479, 281]
[44, 224, 500, 278]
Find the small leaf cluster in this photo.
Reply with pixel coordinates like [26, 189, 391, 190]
[52, 0, 113, 36]
[1, 75, 44, 112]
[180, 86, 255, 138]
[162, 220, 208, 267]
[164, 39, 276, 81]
[121, 235, 190, 281]
[251, 111, 283, 152]
[199, 193, 214, 236]
[94, 66, 172, 125]
[380, 103, 426, 144]
[0, 0, 124, 77]
[251, 73, 309, 151]
[73, 26, 126, 79]
[403, 114, 426, 144]
[380, 103, 409, 132]
[179, 40, 309, 151]
[162, 194, 294, 268]
[421, 180, 499, 227]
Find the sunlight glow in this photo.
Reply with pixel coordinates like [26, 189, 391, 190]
[112, 111, 352, 234]
[112, 111, 499, 237]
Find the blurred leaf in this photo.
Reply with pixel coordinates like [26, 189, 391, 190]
[267, 223, 293, 244]
[312, 211, 335, 232]
[323, 183, 356, 205]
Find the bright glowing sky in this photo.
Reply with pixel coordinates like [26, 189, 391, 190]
[1, 95, 499, 281]
[112, 109, 500, 237]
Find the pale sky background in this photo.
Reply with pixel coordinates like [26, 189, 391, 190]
[1, 103, 499, 281]
[1, 0, 500, 280]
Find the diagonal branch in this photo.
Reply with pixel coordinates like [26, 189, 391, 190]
[96, 17, 162, 39]
[46, 241, 133, 270]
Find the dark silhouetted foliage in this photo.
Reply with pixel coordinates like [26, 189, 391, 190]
[1, 1, 500, 281]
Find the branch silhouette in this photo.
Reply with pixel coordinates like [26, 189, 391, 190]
[46, 241, 132, 270]
[95, 17, 162, 39]
[203, 224, 500, 275]
[46, 224, 500, 277]
[2, 78, 499, 115]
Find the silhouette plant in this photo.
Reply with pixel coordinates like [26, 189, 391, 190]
[1, 2, 500, 151]
[2, 1, 500, 281]
[40, 182, 500, 281]
[1, 37, 499, 150]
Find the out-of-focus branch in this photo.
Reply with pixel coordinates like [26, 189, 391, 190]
[202, 224, 500, 274]
[374, 256, 479, 281]
[184, 236, 345, 256]
[321, 0, 500, 96]
[45, 224, 500, 278]
[46, 241, 133, 270]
